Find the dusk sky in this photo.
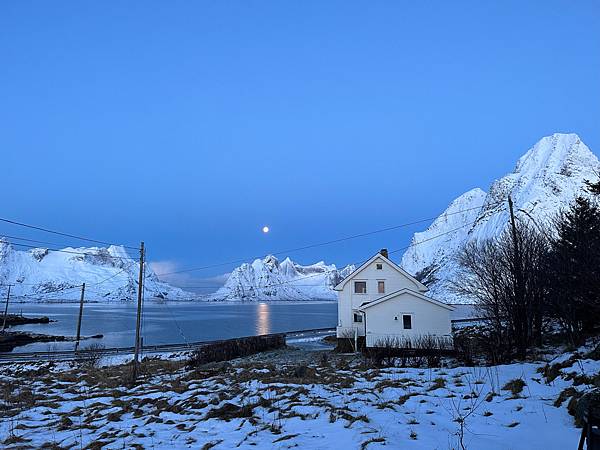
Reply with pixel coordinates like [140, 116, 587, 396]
[1, 1, 599, 287]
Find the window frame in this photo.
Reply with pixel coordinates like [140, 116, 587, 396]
[376, 263, 383, 270]
[354, 281, 367, 294]
[353, 312, 363, 323]
[402, 314, 412, 330]
[377, 280, 385, 294]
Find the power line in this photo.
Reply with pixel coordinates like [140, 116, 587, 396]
[89, 264, 135, 287]
[0, 216, 138, 250]
[388, 220, 482, 255]
[6, 241, 134, 260]
[4, 264, 135, 301]
[157, 201, 501, 277]
[157, 212, 501, 301]
[0, 234, 74, 248]
[2, 198, 505, 302]
[14, 285, 85, 300]
[247, 219, 493, 297]
[260, 221, 482, 293]
[6, 216, 485, 303]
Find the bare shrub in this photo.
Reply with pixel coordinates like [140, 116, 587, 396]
[502, 378, 526, 397]
[364, 334, 454, 367]
[443, 370, 489, 450]
[188, 334, 285, 367]
[453, 325, 507, 365]
[337, 328, 360, 353]
[453, 222, 549, 361]
[75, 343, 106, 369]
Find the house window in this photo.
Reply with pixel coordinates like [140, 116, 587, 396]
[377, 281, 385, 294]
[353, 313, 363, 323]
[376, 263, 383, 270]
[403, 315, 412, 329]
[354, 281, 367, 294]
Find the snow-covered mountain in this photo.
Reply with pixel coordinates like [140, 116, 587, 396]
[0, 241, 189, 302]
[401, 133, 600, 302]
[210, 255, 355, 301]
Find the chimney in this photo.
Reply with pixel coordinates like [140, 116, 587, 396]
[379, 248, 389, 259]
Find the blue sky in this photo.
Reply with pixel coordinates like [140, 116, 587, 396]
[1, 1, 599, 287]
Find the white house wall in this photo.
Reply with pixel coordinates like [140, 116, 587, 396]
[363, 291, 452, 347]
[337, 256, 425, 337]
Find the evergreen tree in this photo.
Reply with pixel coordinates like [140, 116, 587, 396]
[547, 196, 600, 342]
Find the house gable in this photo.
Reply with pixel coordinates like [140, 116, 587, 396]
[334, 252, 428, 293]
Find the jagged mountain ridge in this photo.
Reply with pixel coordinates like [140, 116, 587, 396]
[400, 133, 600, 302]
[5, 133, 595, 304]
[0, 240, 189, 302]
[211, 255, 355, 301]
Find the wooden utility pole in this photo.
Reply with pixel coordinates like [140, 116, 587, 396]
[508, 195, 526, 355]
[508, 197, 518, 249]
[132, 241, 145, 380]
[508, 196, 524, 281]
[74, 283, 86, 351]
[1, 285, 11, 332]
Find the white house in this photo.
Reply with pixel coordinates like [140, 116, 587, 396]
[335, 249, 453, 348]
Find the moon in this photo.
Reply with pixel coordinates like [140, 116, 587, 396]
[262, 226, 270, 233]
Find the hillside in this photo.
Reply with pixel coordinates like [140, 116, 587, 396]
[0, 241, 189, 302]
[401, 133, 600, 302]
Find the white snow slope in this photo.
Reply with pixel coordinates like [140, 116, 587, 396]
[401, 133, 600, 303]
[211, 255, 355, 301]
[0, 241, 189, 302]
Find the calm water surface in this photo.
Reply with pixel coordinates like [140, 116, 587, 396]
[7, 301, 338, 353]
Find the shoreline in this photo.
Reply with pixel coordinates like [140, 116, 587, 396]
[6, 298, 339, 305]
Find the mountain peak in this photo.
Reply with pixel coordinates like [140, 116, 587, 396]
[213, 256, 352, 301]
[514, 133, 595, 177]
[401, 133, 599, 302]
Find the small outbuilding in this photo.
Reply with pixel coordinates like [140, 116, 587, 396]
[335, 249, 453, 348]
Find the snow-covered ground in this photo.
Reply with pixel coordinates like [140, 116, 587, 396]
[1, 343, 597, 449]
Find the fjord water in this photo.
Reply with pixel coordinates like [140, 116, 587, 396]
[7, 301, 338, 353]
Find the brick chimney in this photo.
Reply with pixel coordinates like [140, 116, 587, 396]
[379, 248, 389, 259]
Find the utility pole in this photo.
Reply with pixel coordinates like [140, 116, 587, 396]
[1, 285, 11, 332]
[74, 283, 86, 351]
[508, 195, 526, 355]
[133, 241, 145, 381]
[508, 196, 524, 279]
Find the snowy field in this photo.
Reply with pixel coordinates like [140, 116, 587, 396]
[1, 344, 598, 449]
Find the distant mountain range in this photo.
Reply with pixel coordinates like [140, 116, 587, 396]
[400, 133, 600, 302]
[209, 255, 355, 301]
[0, 240, 353, 302]
[2, 133, 597, 303]
[0, 242, 188, 302]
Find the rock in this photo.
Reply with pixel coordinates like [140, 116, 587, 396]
[0, 331, 69, 352]
[205, 402, 254, 421]
[1, 314, 52, 327]
[291, 365, 317, 379]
